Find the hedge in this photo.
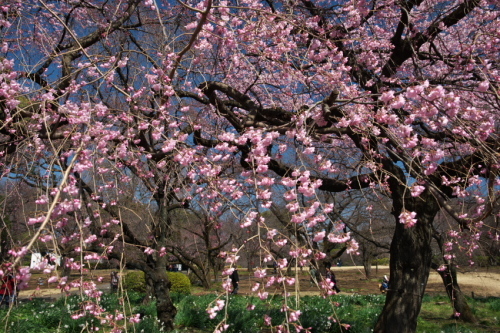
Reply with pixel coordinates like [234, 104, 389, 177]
[123, 270, 191, 294]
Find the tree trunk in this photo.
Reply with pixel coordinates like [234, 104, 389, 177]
[363, 258, 372, 279]
[147, 268, 177, 331]
[436, 264, 477, 323]
[360, 241, 375, 279]
[431, 231, 477, 323]
[197, 269, 211, 289]
[143, 274, 154, 304]
[374, 192, 438, 333]
[147, 199, 177, 330]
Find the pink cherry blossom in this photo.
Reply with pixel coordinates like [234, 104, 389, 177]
[399, 211, 418, 228]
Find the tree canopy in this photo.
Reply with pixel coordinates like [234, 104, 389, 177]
[0, 0, 499, 332]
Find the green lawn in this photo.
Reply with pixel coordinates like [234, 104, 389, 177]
[1, 292, 498, 333]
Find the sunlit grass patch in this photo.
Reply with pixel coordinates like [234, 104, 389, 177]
[1, 293, 498, 333]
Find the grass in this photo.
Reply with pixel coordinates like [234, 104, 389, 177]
[0, 292, 498, 333]
[417, 295, 500, 333]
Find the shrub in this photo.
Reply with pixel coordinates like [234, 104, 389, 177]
[123, 270, 191, 294]
[168, 271, 191, 294]
[123, 271, 147, 292]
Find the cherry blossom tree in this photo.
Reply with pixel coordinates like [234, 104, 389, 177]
[167, 0, 500, 331]
[1, 0, 499, 332]
[0, 0, 197, 330]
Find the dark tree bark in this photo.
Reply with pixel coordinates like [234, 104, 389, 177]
[435, 263, 477, 323]
[375, 217, 434, 332]
[432, 226, 478, 323]
[363, 258, 373, 279]
[143, 274, 154, 304]
[148, 268, 177, 331]
[360, 242, 375, 279]
[374, 189, 439, 332]
[149, 203, 177, 330]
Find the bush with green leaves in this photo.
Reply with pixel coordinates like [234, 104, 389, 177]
[123, 270, 191, 294]
[123, 271, 147, 292]
[168, 271, 191, 294]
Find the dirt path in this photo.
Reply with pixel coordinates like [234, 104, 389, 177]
[232, 266, 500, 298]
[18, 266, 500, 300]
[426, 267, 500, 298]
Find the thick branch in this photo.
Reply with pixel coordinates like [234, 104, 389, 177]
[382, 0, 481, 77]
